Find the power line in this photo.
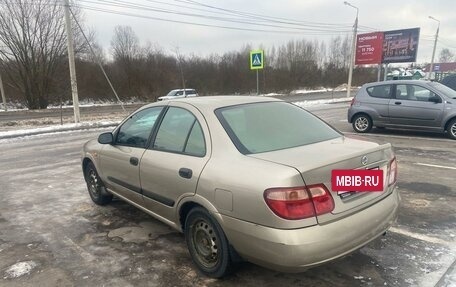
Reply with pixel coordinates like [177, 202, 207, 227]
[438, 40, 456, 49]
[67, 3, 126, 113]
[3, 0, 373, 35]
[73, 3, 358, 35]
[78, 0, 353, 32]
[175, 0, 353, 28]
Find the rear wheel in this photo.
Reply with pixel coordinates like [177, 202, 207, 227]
[352, 114, 372, 133]
[447, 119, 456, 140]
[185, 207, 234, 278]
[84, 162, 112, 205]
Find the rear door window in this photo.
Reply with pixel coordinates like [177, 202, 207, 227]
[366, 85, 392, 99]
[153, 107, 206, 156]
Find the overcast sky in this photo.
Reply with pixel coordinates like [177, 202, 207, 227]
[80, 0, 456, 64]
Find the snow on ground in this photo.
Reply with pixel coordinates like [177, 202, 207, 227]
[0, 97, 351, 139]
[293, 97, 353, 107]
[291, 88, 332, 94]
[0, 121, 119, 139]
[0, 100, 142, 112]
[3, 261, 37, 279]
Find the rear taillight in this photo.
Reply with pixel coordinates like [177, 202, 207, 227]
[264, 184, 334, 220]
[350, 98, 355, 107]
[388, 157, 397, 186]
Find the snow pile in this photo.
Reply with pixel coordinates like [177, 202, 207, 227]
[260, 93, 286, 97]
[290, 88, 331, 94]
[293, 97, 352, 107]
[3, 261, 37, 279]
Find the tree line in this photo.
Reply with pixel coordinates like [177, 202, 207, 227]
[0, 1, 379, 109]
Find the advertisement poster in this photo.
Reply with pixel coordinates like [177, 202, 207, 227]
[355, 32, 384, 65]
[382, 28, 420, 63]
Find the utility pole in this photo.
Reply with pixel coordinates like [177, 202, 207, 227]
[428, 16, 440, 80]
[173, 47, 186, 97]
[344, 1, 358, 98]
[63, 0, 80, 123]
[0, 72, 6, 111]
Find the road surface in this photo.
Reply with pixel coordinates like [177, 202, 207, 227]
[0, 101, 454, 287]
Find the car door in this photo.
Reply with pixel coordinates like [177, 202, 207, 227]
[389, 84, 444, 128]
[363, 84, 393, 125]
[99, 107, 164, 204]
[140, 103, 211, 222]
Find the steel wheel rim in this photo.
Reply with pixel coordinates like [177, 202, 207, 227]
[355, 117, 369, 131]
[88, 169, 100, 198]
[451, 123, 456, 137]
[192, 219, 219, 268]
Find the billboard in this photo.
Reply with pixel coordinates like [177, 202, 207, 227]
[382, 28, 420, 63]
[355, 32, 383, 65]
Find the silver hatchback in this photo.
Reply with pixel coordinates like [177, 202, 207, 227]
[348, 80, 456, 139]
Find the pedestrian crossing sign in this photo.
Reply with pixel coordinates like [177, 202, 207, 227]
[250, 50, 264, 70]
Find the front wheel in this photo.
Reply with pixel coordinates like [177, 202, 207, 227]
[185, 207, 234, 278]
[352, 114, 373, 133]
[84, 162, 113, 205]
[447, 119, 456, 140]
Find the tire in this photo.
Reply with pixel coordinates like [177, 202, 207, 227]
[352, 114, 373, 133]
[447, 119, 456, 140]
[184, 207, 235, 278]
[84, 162, 113, 205]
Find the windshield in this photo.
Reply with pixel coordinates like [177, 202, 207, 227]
[430, 82, 456, 99]
[165, 90, 179, 97]
[216, 102, 341, 154]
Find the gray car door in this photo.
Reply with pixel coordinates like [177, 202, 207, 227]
[363, 84, 392, 125]
[139, 103, 211, 222]
[388, 84, 444, 128]
[99, 107, 164, 204]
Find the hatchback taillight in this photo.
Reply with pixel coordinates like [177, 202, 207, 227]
[350, 98, 355, 107]
[264, 184, 334, 220]
[388, 157, 397, 186]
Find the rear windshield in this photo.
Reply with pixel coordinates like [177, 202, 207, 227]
[215, 102, 341, 154]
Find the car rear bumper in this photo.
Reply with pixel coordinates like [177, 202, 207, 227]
[220, 188, 400, 272]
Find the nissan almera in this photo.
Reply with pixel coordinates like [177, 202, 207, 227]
[82, 96, 399, 278]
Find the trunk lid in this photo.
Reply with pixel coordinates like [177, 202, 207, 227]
[249, 136, 394, 223]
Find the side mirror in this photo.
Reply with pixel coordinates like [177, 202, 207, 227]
[98, 132, 114, 144]
[429, 96, 441, 103]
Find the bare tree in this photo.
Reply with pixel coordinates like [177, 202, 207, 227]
[110, 25, 142, 98]
[111, 26, 140, 62]
[439, 48, 455, 63]
[0, 0, 87, 109]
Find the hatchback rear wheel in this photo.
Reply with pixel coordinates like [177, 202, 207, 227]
[185, 207, 234, 278]
[352, 114, 372, 133]
[447, 119, 456, 140]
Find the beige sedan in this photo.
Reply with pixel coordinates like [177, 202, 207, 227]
[82, 96, 399, 278]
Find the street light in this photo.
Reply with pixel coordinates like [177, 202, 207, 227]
[428, 16, 440, 80]
[344, 1, 358, 98]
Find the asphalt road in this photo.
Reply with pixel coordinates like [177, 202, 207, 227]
[0, 101, 454, 287]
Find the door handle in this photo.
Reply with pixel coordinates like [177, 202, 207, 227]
[394, 101, 402, 105]
[130, 157, 139, 166]
[179, 168, 193, 179]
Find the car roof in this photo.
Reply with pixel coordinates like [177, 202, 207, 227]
[147, 96, 281, 111]
[364, 79, 432, 87]
[171, 88, 196, 91]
